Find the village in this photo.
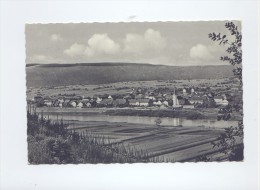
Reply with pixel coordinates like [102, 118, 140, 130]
[28, 84, 240, 111]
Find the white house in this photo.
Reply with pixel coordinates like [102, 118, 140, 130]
[96, 97, 102, 103]
[149, 96, 156, 100]
[70, 101, 77, 108]
[189, 96, 205, 104]
[183, 105, 195, 109]
[77, 102, 83, 108]
[214, 96, 229, 106]
[85, 102, 92, 107]
[58, 99, 64, 104]
[183, 88, 187, 95]
[129, 99, 139, 106]
[153, 100, 162, 106]
[139, 99, 149, 107]
[163, 100, 169, 106]
[44, 101, 52, 107]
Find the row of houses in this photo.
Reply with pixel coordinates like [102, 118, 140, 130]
[30, 91, 229, 109]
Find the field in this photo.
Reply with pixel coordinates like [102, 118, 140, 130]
[26, 78, 240, 100]
[63, 120, 240, 162]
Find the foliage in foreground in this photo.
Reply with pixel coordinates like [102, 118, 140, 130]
[209, 21, 243, 161]
[27, 112, 169, 164]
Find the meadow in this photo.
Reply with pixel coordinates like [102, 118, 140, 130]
[27, 78, 237, 100]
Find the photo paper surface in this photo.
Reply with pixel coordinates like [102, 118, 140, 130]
[26, 21, 243, 164]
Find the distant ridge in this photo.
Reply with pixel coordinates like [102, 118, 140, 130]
[26, 63, 234, 87]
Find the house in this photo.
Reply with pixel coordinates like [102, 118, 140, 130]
[183, 105, 195, 109]
[43, 97, 53, 107]
[160, 104, 167, 109]
[178, 99, 185, 106]
[148, 96, 156, 100]
[69, 101, 77, 108]
[34, 95, 43, 103]
[214, 96, 229, 106]
[162, 100, 169, 106]
[44, 100, 52, 107]
[96, 97, 102, 104]
[98, 99, 113, 107]
[165, 94, 173, 100]
[183, 88, 187, 95]
[77, 102, 83, 108]
[139, 99, 149, 107]
[112, 99, 127, 107]
[85, 102, 92, 108]
[129, 99, 139, 106]
[82, 97, 90, 102]
[53, 100, 60, 107]
[90, 99, 97, 107]
[189, 96, 205, 104]
[153, 100, 162, 106]
[82, 99, 90, 104]
[63, 100, 71, 107]
[58, 97, 64, 103]
[108, 95, 113, 99]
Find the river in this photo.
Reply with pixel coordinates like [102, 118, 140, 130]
[42, 113, 238, 128]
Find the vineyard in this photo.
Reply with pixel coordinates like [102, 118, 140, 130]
[27, 110, 173, 164]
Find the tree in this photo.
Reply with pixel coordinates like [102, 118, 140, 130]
[209, 22, 243, 161]
[155, 117, 162, 128]
[208, 22, 242, 85]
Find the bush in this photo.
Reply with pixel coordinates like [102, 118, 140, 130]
[28, 135, 73, 164]
[229, 144, 244, 161]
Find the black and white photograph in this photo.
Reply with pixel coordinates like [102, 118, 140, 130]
[26, 21, 244, 164]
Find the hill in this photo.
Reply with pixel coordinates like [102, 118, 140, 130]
[26, 63, 234, 87]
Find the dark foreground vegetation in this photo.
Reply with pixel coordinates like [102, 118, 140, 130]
[207, 21, 244, 161]
[27, 111, 171, 164]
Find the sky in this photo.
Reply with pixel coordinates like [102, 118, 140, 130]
[25, 21, 241, 66]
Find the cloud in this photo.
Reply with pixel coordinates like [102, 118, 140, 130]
[64, 43, 86, 57]
[189, 44, 214, 61]
[51, 34, 63, 42]
[64, 29, 166, 59]
[85, 34, 120, 57]
[64, 34, 120, 57]
[123, 29, 166, 54]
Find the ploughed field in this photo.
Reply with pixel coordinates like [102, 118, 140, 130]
[67, 120, 241, 162]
